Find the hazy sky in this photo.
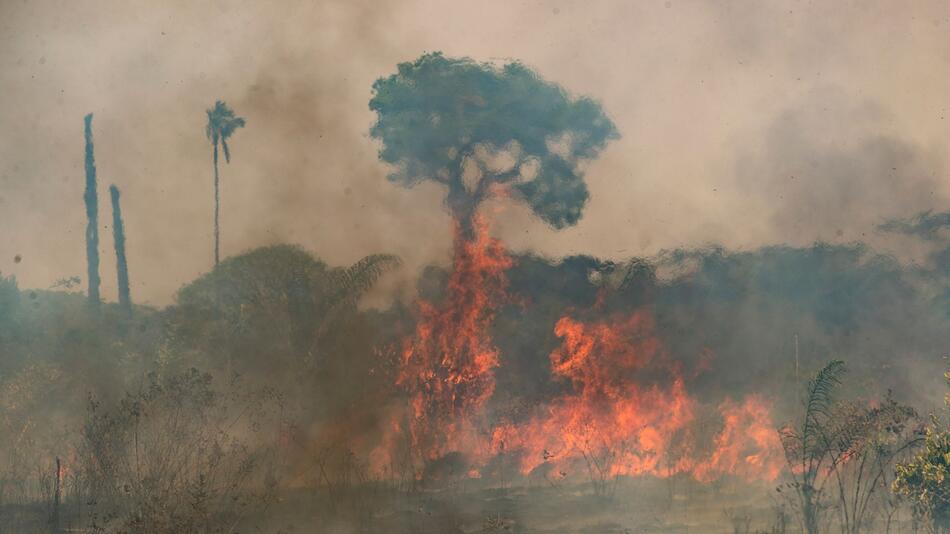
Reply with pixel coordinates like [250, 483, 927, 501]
[2, 0, 949, 306]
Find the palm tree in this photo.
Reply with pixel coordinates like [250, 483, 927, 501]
[205, 101, 246, 266]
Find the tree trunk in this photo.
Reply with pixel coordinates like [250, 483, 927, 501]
[802, 484, 819, 534]
[83, 114, 100, 308]
[213, 141, 220, 266]
[109, 185, 131, 313]
[50, 457, 61, 534]
[446, 177, 478, 242]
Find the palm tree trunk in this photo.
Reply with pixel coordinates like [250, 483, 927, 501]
[109, 185, 131, 313]
[213, 140, 220, 266]
[83, 113, 101, 308]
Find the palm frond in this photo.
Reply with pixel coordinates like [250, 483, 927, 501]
[308, 254, 402, 351]
[206, 100, 245, 149]
[205, 110, 219, 143]
[222, 117, 246, 139]
[331, 254, 401, 305]
[803, 359, 845, 455]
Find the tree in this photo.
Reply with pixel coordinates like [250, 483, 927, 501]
[369, 52, 618, 239]
[825, 393, 921, 533]
[779, 360, 846, 534]
[83, 113, 100, 307]
[205, 101, 245, 266]
[169, 245, 399, 376]
[894, 371, 950, 532]
[109, 185, 131, 313]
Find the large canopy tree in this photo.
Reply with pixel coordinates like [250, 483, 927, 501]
[369, 52, 618, 238]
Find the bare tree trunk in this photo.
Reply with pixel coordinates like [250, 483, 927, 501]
[109, 185, 132, 314]
[50, 458, 61, 534]
[83, 114, 101, 308]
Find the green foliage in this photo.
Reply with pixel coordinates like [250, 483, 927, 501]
[893, 426, 950, 526]
[893, 371, 950, 530]
[370, 52, 618, 228]
[170, 245, 399, 374]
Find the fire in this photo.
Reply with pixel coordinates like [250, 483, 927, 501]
[691, 396, 784, 482]
[372, 216, 784, 485]
[392, 215, 512, 464]
[492, 314, 783, 483]
[492, 313, 697, 478]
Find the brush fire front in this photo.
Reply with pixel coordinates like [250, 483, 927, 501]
[370, 217, 784, 488]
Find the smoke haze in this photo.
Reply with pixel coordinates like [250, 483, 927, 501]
[2, 0, 949, 305]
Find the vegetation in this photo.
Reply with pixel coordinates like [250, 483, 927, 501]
[894, 371, 950, 532]
[370, 52, 618, 237]
[778, 361, 925, 534]
[205, 101, 246, 266]
[80, 368, 280, 534]
[83, 113, 101, 308]
[0, 53, 946, 532]
[109, 185, 131, 314]
[779, 360, 848, 534]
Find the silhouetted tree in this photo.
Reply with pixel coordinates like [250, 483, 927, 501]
[369, 52, 618, 239]
[109, 185, 131, 313]
[205, 101, 245, 266]
[83, 113, 100, 307]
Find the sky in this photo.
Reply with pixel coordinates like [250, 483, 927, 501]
[1, 0, 949, 306]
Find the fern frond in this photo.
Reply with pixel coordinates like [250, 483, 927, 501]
[802, 360, 845, 456]
[328, 254, 401, 307]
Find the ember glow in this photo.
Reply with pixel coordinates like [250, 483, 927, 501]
[375, 218, 784, 484]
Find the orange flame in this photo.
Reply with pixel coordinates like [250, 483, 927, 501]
[492, 313, 697, 478]
[392, 215, 512, 464]
[493, 313, 783, 482]
[374, 218, 783, 484]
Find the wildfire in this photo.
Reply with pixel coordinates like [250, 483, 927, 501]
[492, 313, 697, 479]
[392, 215, 513, 464]
[492, 314, 783, 483]
[372, 216, 784, 485]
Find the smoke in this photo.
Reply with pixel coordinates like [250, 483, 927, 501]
[734, 88, 947, 252]
[3, 1, 950, 307]
[3, 2, 950, 531]
[880, 210, 950, 242]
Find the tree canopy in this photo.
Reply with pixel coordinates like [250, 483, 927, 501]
[370, 52, 618, 231]
[169, 245, 399, 373]
[205, 100, 245, 163]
